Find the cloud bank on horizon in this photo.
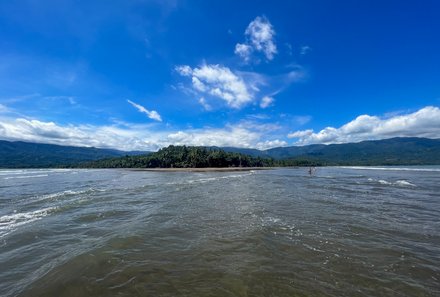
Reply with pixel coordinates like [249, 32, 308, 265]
[0, 106, 439, 151]
[288, 106, 440, 145]
[0, 1, 439, 151]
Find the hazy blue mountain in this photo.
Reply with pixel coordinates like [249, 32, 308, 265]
[1, 137, 439, 168]
[222, 137, 440, 165]
[0, 140, 147, 168]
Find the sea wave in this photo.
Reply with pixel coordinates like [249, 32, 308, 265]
[0, 207, 57, 238]
[167, 172, 254, 185]
[0, 170, 28, 176]
[340, 166, 440, 172]
[3, 174, 49, 180]
[35, 189, 88, 201]
[395, 180, 416, 187]
[368, 178, 416, 187]
[31, 188, 106, 204]
[0, 169, 75, 177]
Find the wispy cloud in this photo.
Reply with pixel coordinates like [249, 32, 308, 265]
[260, 96, 274, 108]
[198, 97, 212, 111]
[44, 96, 77, 105]
[1, 93, 41, 104]
[292, 115, 312, 126]
[300, 45, 311, 56]
[288, 106, 440, 145]
[0, 104, 11, 113]
[235, 16, 277, 62]
[127, 99, 162, 122]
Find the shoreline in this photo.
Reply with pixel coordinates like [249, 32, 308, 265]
[126, 167, 274, 172]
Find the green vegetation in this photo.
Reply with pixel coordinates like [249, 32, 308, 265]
[1, 137, 439, 168]
[225, 137, 440, 165]
[79, 145, 278, 168]
[0, 140, 145, 168]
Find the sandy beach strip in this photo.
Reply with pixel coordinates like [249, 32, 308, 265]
[126, 167, 274, 172]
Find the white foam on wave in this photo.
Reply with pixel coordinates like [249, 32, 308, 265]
[31, 188, 106, 204]
[260, 216, 302, 238]
[378, 179, 392, 185]
[35, 190, 88, 201]
[0, 169, 75, 177]
[1, 170, 39, 176]
[395, 180, 416, 187]
[0, 207, 57, 238]
[167, 172, 254, 185]
[187, 177, 219, 184]
[368, 178, 416, 187]
[0, 170, 27, 176]
[340, 166, 440, 172]
[263, 216, 281, 224]
[3, 174, 49, 180]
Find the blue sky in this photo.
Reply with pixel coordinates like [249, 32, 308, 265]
[0, 0, 439, 151]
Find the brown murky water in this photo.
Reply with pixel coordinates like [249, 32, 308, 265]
[1, 167, 439, 296]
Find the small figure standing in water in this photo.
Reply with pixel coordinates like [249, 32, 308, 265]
[308, 166, 316, 176]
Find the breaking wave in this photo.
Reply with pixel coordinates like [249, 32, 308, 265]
[368, 178, 416, 187]
[340, 166, 440, 172]
[0, 207, 57, 238]
[3, 174, 49, 180]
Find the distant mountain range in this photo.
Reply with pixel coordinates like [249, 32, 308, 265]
[0, 137, 439, 168]
[0, 140, 146, 168]
[222, 137, 440, 165]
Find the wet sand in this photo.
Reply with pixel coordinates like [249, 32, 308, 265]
[127, 167, 274, 172]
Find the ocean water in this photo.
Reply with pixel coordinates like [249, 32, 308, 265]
[0, 167, 439, 296]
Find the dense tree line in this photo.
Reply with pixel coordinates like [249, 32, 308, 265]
[79, 145, 283, 168]
[2, 138, 439, 168]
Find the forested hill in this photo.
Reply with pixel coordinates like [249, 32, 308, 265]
[0, 140, 146, 168]
[80, 145, 274, 168]
[222, 137, 440, 165]
[1, 137, 439, 168]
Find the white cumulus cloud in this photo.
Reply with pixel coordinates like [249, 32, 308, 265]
[165, 127, 260, 148]
[174, 65, 192, 76]
[175, 64, 252, 109]
[235, 16, 277, 62]
[256, 139, 288, 150]
[127, 99, 162, 122]
[234, 43, 253, 62]
[288, 129, 313, 139]
[288, 106, 440, 145]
